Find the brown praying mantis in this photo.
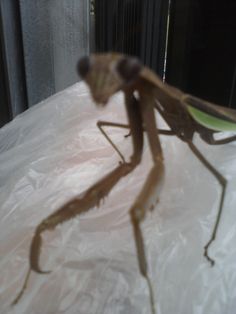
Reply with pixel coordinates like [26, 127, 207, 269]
[12, 53, 236, 313]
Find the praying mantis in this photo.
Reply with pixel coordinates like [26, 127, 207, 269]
[12, 53, 236, 313]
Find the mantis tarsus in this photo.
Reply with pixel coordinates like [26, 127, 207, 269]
[13, 53, 236, 313]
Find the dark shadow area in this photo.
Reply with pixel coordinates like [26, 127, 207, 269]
[95, 0, 236, 108]
[167, 0, 236, 108]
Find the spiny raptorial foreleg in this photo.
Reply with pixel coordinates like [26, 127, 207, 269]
[130, 161, 164, 314]
[12, 161, 135, 305]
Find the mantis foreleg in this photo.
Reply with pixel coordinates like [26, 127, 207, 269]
[12, 90, 144, 306]
[12, 161, 137, 305]
[130, 163, 164, 314]
[128, 89, 165, 314]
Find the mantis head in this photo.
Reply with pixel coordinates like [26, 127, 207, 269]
[77, 53, 142, 106]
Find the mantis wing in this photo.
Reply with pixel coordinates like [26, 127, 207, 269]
[139, 66, 236, 132]
[182, 95, 236, 132]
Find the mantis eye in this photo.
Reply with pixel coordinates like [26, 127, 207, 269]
[77, 56, 90, 78]
[116, 56, 142, 82]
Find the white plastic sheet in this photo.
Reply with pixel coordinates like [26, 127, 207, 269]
[1, 82, 236, 314]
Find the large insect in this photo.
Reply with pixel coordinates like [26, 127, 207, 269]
[13, 53, 236, 313]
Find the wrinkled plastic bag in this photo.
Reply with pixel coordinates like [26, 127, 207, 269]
[1, 81, 236, 314]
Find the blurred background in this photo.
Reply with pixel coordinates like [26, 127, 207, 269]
[0, 0, 236, 127]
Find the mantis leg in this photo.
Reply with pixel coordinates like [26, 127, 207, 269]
[144, 127, 230, 267]
[187, 141, 227, 266]
[201, 132, 236, 145]
[97, 120, 130, 162]
[125, 128, 175, 138]
[130, 161, 164, 314]
[12, 162, 136, 305]
[157, 129, 175, 136]
[128, 91, 165, 314]
[12, 92, 144, 305]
